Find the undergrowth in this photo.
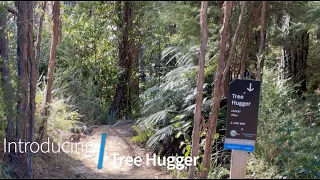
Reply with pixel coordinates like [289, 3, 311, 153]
[0, 138, 11, 179]
[0, 161, 11, 179]
[247, 69, 320, 179]
[134, 67, 320, 179]
[35, 79, 82, 142]
[130, 125, 154, 145]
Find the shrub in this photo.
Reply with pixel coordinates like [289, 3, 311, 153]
[251, 69, 320, 179]
[130, 125, 154, 145]
[35, 81, 81, 142]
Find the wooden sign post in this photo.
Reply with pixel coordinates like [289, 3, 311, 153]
[230, 150, 247, 179]
[224, 79, 261, 179]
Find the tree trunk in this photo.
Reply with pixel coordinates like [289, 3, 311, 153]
[58, 6, 62, 44]
[188, 1, 208, 179]
[223, 9, 233, 98]
[281, 14, 309, 94]
[35, 1, 46, 65]
[317, 25, 320, 40]
[139, 43, 146, 83]
[223, 67, 230, 97]
[39, 1, 60, 142]
[130, 41, 140, 105]
[239, 28, 249, 79]
[45, 1, 60, 104]
[199, 1, 233, 178]
[256, 1, 266, 80]
[26, 1, 35, 178]
[279, 14, 290, 82]
[222, 1, 246, 96]
[15, 1, 29, 142]
[110, 1, 134, 119]
[129, 3, 140, 115]
[110, 1, 127, 119]
[200, 2, 246, 178]
[0, 6, 14, 141]
[12, 1, 30, 176]
[34, 2, 46, 143]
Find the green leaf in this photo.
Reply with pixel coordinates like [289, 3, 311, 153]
[175, 131, 183, 138]
[184, 133, 190, 142]
[186, 145, 191, 152]
[184, 150, 190, 157]
[215, 133, 220, 139]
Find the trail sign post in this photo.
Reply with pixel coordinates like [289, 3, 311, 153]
[224, 79, 261, 179]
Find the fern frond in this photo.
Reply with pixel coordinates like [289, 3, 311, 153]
[146, 124, 174, 149]
[141, 109, 168, 126]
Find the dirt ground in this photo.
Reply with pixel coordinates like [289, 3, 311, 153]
[34, 123, 173, 179]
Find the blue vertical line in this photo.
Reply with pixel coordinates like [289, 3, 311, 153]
[98, 133, 107, 169]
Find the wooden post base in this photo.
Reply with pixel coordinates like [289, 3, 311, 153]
[230, 150, 248, 179]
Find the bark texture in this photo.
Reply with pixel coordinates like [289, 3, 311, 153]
[188, 1, 208, 178]
[199, 1, 233, 178]
[110, 1, 136, 119]
[256, 1, 266, 80]
[26, 1, 36, 178]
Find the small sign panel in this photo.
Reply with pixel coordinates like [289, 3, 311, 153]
[224, 79, 261, 152]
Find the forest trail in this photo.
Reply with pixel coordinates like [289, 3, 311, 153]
[35, 122, 172, 179]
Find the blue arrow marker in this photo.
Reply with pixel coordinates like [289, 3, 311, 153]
[98, 133, 106, 169]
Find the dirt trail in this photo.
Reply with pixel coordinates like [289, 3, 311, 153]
[36, 123, 172, 179]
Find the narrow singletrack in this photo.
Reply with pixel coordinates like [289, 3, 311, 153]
[36, 123, 172, 179]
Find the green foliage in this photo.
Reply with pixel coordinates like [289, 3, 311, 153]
[1, 1, 320, 179]
[136, 40, 228, 172]
[46, 99, 80, 134]
[208, 166, 229, 179]
[131, 125, 154, 145]
[307, 32, 320, 92]
[137, 45, 198, 152]
[35, 79, 81, 141]
[253, 69, 320, 179]
[0, 161, 11, 179]
[0, 84, 6, 136]
[49, 2, 120, 124]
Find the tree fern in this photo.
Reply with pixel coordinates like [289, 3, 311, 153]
[139, 44, 209, 153]
[146, 124, 174, 149]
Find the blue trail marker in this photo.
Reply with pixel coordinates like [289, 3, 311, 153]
[98, 133, 107, 169]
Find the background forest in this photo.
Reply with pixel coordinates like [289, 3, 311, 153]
[0, 1, 319, 179]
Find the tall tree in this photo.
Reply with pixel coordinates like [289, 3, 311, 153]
[256, 1, 267, 80]
[222, 1, 247, 95]
[188, 1, 208, 179]
[199, 1, 233, 178]
[10, 1, 33, 177]
[15, 1, 29, 143]
[128, 2, 140, 116]
[35, 1, 46, 65]
[280, 14, 309, 94]
[26, 1, 36, 178]
[38, 1, 60, 142]
[45, 1, 60, 104]
[110, 1, 135, 119]
[239, 24, 249, 79]
[200, 2, 246, 178]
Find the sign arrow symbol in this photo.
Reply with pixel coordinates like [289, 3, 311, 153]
[247, 83, 254, 92]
